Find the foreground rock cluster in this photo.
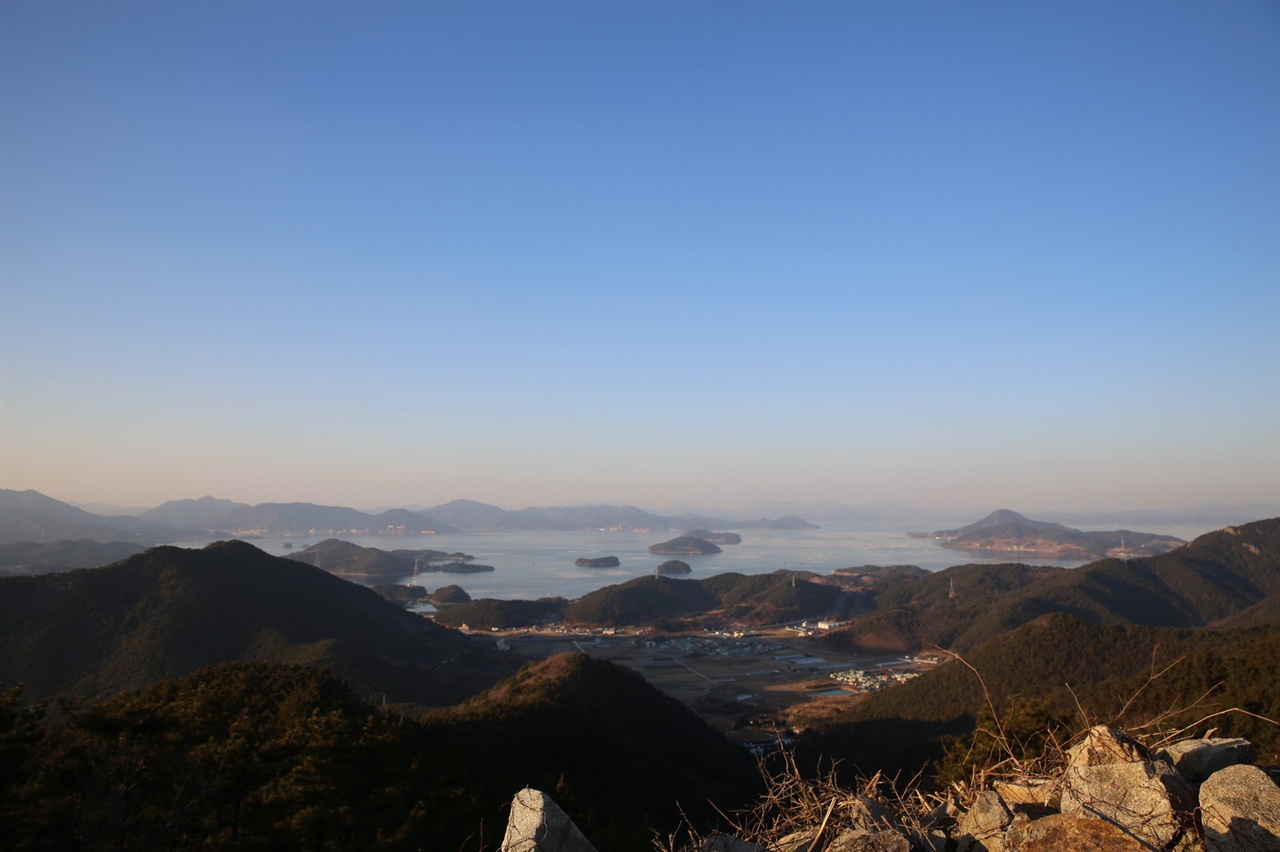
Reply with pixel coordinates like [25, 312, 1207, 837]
[948, 727, 1279, 851]
[498, 727, 1280, 852]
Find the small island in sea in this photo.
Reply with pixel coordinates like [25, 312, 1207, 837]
[683, 529, 742, 545]
[417, 561, 495, 574]
[654, 559, 691, 575]
[648, 536, 722, 555]
[574, 556, 621, 568]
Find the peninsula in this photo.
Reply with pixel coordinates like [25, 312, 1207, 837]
[915, 509, 1184, 559]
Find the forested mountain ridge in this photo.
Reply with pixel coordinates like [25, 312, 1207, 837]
[420, 500, 810, 532]
[433, 569, 844, 629]
[205, 502, 460, 535]
[828, 517, 1280, 654]
[0, 489, 174, 545]
[2, 656, 758, 852]
[0, 539, 146, 575]
[801, 615, 1280, 783]
[1, 488, 804, 540]
[425, 499, 693, 531]
[0, 540, 518, 706]
[283, 537, 481, 581]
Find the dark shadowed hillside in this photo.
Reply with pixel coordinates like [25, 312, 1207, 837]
[3, 657, 759, 852]
[1210, 592, 1280, 628]
[560, 571, 842, 628]
[422, 653, 758, 850]
[432, 596, 568, 629]
[0, 540, 518, 706]
[0, 539, 146, 575]
[564, 574, 719, 625]
[826, 562, 1065, 653]
[802, 615, 1280, 784]
[827, 517, 1280, 654]
[436, 570, 847, 630]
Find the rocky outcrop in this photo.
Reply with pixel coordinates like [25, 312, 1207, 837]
[956, 790, 1012, 850]
[500, 788, 598, 852]
[1059, 757, 1195, 848]
[1156, 738, 1257, 784]
[1199, 765, 1280, 852]
[499, 727, 1280, 851]
[949, 726, 1275, 852]
[1004, 814, 1145, 850]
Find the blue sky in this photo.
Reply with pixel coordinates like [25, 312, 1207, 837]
[2, 0, 1277, 513]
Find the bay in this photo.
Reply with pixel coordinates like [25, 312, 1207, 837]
[169, 521, 1216, 602]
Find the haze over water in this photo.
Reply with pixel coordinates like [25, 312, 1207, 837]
[174, 521, 1216, 602]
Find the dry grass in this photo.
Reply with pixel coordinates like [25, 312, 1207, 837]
[654, 745, 947, 851]
[656, 651, 1280, 851]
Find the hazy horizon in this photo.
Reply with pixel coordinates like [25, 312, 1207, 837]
[24, 487, 1280, 525]
[3, 2, 1277, 515]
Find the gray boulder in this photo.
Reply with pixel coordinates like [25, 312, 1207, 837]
[699, 836, 769, 852]
[1004, 812, 1147, 850]
[1157, 738, 1257, 784]
[773, 829, 818, 851]
[500, 788, 598, 852]
[957, 789, 1013, 851]
[845, 795, 898, 832]
[827, 830, 912, 851]
[1066, 725, 1150, 768]
[1060, 758, 1195, 849]
[1199, 764, 1280, 852]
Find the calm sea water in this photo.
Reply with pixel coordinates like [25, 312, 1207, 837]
[170, 522, 1215, 601]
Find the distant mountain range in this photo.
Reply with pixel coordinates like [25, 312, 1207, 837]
[653, 500, 1280, 528]
[0, 489, 819, 544]
[0, 489, 178, 544]
[3, 488, 1275, 551]
[136, 495, 249, 527]
[420, 499, 699, 532]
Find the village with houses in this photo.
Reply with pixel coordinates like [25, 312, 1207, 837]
[469, 618, 946, 747]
